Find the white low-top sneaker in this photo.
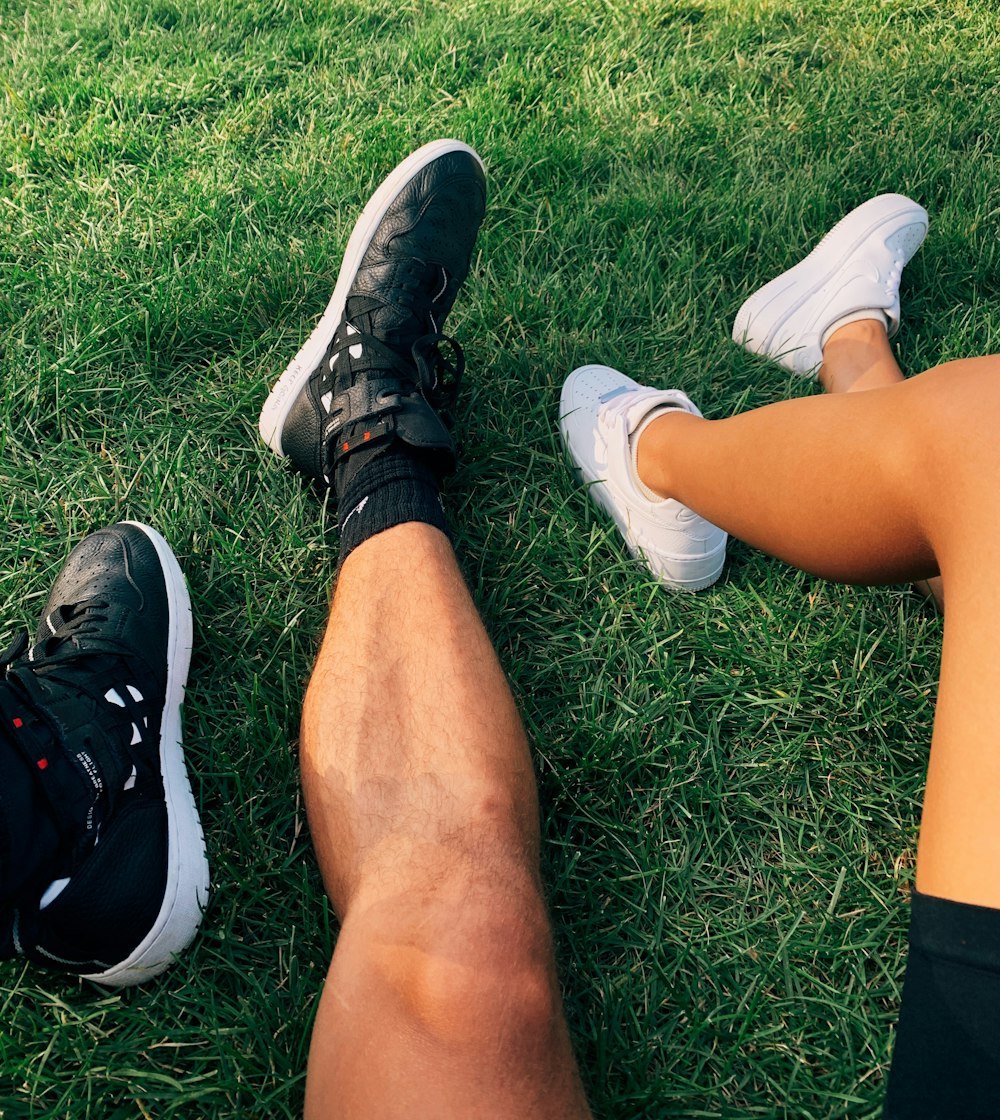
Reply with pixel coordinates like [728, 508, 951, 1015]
[732, 193, 928, 377]
[560, 364, 727, 592]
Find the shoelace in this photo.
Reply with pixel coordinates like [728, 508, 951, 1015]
[0, 599, 150, 763]
[1, 599, 129, 672]
[324, 258, 466, 410]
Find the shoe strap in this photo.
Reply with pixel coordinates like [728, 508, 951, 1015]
[599, 386, 700, 433]
[323, 322, 464, 474]
[0, 629, 154, 856]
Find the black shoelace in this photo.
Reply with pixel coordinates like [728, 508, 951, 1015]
[324, 258, 466, 408]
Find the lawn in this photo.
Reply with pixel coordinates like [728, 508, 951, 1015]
[1, 0, 998, 1116]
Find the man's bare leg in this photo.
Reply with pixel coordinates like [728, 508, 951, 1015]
[301, 523, 591, 1119]
[259, 142, 590, 1118]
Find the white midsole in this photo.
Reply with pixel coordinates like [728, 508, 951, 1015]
[82, 522, 210, 986]
[563, 437, 727, 592]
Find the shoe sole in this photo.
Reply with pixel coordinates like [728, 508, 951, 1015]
[259, 138, 485, 455]
[560, 366, 726, 592]
[82, 522, 210, 986]
[570, 458, 726, 591]
[732, 193, 928, 368]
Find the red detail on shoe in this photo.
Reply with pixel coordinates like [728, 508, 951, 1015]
[363, 431, 371, 441]
[12, 718, 22, 729]
[37, 758, 48, 770]
[342, 441, 350, 453]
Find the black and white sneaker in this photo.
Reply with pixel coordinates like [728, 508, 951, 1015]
[0, 522, 209, 986]
[259, 138, 487, 488]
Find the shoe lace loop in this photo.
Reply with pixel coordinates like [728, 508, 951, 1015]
[412, 331, 464, 410]
[26, 600, 121, 666]
[324, 319, 465, 413]
[0, 631, 29, 673]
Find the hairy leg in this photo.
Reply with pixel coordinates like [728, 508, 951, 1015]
[300, 523, 590, 1120]
[638, 357, 1000, 907]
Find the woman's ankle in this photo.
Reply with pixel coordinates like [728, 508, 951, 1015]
[819, 317, 901, 393]
[635, 410, 702, 499]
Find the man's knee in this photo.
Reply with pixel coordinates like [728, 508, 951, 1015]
[342, 866, 562, 1053]
[386, 932, 561, 1051]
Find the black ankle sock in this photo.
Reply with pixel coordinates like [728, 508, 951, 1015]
[336, 441, 449, 564]
[885, 890, 1000, 1118]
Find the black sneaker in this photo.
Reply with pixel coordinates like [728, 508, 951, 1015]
[259, 138, 487, 488]
[0, 522, 209, 985]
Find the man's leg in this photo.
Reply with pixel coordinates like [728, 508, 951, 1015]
[260, 141, 590, 1118]
[300, 523, 590, 1118]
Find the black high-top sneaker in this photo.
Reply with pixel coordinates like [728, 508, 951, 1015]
[0, 522, 209, 985]
[258, 138, 487, 488]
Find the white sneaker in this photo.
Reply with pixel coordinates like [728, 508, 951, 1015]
[559, 365, 727, 592]
[732, 194, 928, 377]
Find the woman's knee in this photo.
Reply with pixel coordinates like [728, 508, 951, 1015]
[901, 360, 1000, 551]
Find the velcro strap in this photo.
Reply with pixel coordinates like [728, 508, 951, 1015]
[0, 698, 95, 828]
[323, 377, 407, 445]
[331, 417, 396, 461]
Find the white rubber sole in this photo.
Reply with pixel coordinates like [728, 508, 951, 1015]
[259, 138, 485, 455]
[560, 366, 727, 593]
[568, 451, 727, 592]
[82, 522, 210, 987]
[732, 193, 928, 372]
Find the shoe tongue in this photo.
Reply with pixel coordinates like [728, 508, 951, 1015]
[341, 297, 421, 367]
[342, 258, 447, 362]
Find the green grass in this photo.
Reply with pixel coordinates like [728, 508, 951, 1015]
[1, 0, 997, 1115]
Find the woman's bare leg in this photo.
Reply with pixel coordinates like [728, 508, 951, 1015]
[819, 318, 945, 610]
[818, 317, 906, 394]
[637, 356, 1000, 907]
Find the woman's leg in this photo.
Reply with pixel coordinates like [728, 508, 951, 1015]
[636, 358, 1000, 1115]
[637, 356, 1000, 904]
[818, 318, 945, 609]
[730, 192, 944, 609]
[561, 192, 993, 1111]
[818, 317, 907, 394]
